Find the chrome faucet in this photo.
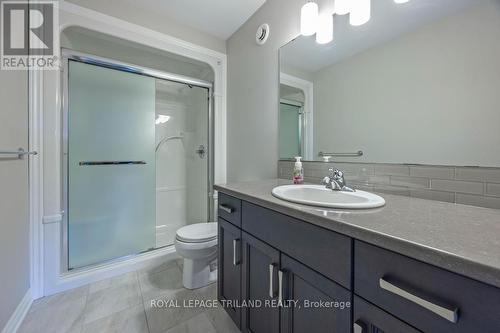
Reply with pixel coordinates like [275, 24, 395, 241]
[321, 168, 355, 192]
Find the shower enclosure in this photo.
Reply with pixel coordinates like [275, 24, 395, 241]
[62, 50, 213, 270]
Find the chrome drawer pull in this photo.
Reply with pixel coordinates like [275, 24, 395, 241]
[379, 278, 458, 323]
[232, 239, 240, 266]
[269, 264, 277, 298]
[219, 204, 234, 214]
[353, 321, 366, 333]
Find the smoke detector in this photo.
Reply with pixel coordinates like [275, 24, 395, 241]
[256, 24, 270, 45]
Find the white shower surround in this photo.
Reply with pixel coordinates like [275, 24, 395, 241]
[30, 1, 227, 298]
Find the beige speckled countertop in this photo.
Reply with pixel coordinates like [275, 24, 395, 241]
[214, 179, 500, 289]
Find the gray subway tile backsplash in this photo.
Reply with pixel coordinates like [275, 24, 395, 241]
[486, 183, 500, 197]
[409, 189, 456, 203]
[431, 179, 484, 195]
[373, 164, 410, 176]
[390, 176, 430, 189]
[277, 160, 500, 210]
[409, 166, 455, 180]
[455, 167, 500, 183]
[456, 193, 500, 210]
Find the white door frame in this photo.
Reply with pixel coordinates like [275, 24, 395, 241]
[29, 1, 227, 298]
[280, 73, 314, 160]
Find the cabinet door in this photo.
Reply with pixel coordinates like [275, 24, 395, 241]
[242, 232, 280, 333]
[218, 218, 242, 328]
[353, 296, 421, 333]
[280, 254, 352, 333]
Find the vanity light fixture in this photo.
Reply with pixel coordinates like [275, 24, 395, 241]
[316, 13, 334, 44]
[334, 0, 350, 15]
[300, 1, 319, 36]
[350, 0, 371, 26]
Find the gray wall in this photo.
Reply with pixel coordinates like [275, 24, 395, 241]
[0, 67, 30, 328]
[226, 0, 303, 181]
[66, 0, 227, 54]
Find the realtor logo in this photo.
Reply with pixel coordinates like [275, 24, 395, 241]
[1, 1, 59, 70]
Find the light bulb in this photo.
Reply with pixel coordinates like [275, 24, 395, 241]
[350, 0, 371, 26]
[394, 0, 410, 3]
[335, 0, 350, 15]
[300, 2, 319, 36]
[316, 13, 333, 44]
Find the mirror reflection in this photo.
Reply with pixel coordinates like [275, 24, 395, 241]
[279, 0, 500, 167]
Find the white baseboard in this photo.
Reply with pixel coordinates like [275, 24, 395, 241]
[1, 289, 33, 333]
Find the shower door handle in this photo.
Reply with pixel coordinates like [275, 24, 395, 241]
[79, 161, 146, 166]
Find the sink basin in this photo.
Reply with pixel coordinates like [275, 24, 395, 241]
[272, 185, 385, 209]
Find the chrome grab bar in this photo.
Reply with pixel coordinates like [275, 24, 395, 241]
[79, 161, 146, 166]
[318, 150, 363, 158]
[0, 148, 38, 159]
[379, 278, 458, 323]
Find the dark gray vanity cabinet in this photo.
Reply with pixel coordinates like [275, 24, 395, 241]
[217, 192, 353, 333]
[280, 254, 352, 333]
[218, 217, 242, 328]
[241, 232, 280, 333]
[217, 189, 500, 333]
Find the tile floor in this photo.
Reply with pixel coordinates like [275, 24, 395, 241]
[18, 259, 240, 333]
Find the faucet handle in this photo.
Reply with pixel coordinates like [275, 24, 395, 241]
[328, 168, 343, 179]
[328, 167, 335, 177]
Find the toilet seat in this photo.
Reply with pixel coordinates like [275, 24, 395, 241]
[176, 222, 217, 243]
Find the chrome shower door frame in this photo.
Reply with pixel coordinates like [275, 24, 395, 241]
[61, 48, 214, 273]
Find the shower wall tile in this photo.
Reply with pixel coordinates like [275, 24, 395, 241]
[278, 160, 500, 209]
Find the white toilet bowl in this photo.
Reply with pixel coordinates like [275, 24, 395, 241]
[174, 222, 218, 290]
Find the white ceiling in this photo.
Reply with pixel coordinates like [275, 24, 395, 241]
[121, 0, 267, 39]
[281, 0, 488, 73]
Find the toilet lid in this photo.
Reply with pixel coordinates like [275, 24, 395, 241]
[176, 222, 217, 243]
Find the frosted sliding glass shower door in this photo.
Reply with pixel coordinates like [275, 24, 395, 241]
[67, 61, 156, 269]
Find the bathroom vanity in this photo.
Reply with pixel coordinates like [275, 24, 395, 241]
[215, 180, 500, 333]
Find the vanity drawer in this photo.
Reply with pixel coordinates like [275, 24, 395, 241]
[217, 192, 242, 227]
[242, 201, 352, 289]
[353, 296, 422, 333]
[354, 240, 500, 333]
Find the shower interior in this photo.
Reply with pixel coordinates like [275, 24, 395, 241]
[155, 79, 210, 248]
[63, 42, 213, 271]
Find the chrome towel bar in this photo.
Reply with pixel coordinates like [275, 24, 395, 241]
[79, 161, 146, 166]
[0, 148, 38, 159]
[318, 150, 363, 158]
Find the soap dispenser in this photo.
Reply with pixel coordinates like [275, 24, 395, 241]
[293, 156, 304, 184]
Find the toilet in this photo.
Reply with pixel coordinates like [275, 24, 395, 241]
[174, 222, 218, 289]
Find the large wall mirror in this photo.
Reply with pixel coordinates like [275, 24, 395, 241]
[279, 0, 500, 167]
